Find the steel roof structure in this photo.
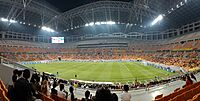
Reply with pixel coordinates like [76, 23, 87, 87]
[0, 0, 200, 35]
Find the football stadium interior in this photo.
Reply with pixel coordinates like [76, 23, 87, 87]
[0, 0, 200, 101]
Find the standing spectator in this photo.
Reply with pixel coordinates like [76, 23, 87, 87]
[190, 73, 197, 82]
[183, 75, 193, 88]
[14, 69, 33, 101]
[51, 82, 58, 95]
[8, 69, 19, 101]
[121, 85, 131, 101]
[68, 86, 77, 101]
[58, 84, 67, 99]
[41, 77, 49, 96]
[112, 93, 118, 101]
[12, 69, 18, 85]
[81, 90, 92, 101]
[95, 87, 112, 101]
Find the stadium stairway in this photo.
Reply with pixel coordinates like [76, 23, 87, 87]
[0, 64, 15, 86]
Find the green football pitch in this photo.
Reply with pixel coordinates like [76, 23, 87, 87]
[26, 62, 174, 83]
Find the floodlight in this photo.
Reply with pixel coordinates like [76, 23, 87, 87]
[107, 21, 115, 25]
[41, 26, 55, 32]
[89, 22, 94, 26]
[95, 22, 101, 25]
[151, 14, 163, 26]
[9, 19, 17, 23]
[85, 23, 89, 26]
[1, 18, 9, 22]
[100, 22, 106, 24]
[176, 5, 179, 8]
[180, 2, 184, 6]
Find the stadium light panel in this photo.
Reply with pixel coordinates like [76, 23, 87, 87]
[100, 22, 107, 24]
[1, 18, 9, 22]
[107, 21, 116, 25]
[185, 0, 187, 3]
[151, 14, 163, 26]
[176, 5, 179, 8]
[180, 2, 184, 6]
[41, 26, 55, 33]
[89, 22, 94, 26]
[95, 22, 101, 25]
[85, 23, 89, 26]
[9, 19, 17, 23]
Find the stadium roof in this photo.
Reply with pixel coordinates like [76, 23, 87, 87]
[0, 0, 200, 35]
[45, 0, 133, 12]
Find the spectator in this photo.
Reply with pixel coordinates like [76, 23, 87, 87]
[41, 78, 49, 96]
[17, 70, 23, 77]
[8, 69, 19, 101]
[14, 69, 33, 101]
[190, 73, 197, 82]
[68, 86, 77, 101]
[58, 84, 67, 99]
[95, 87, 112, 101]
[81, 90, 92, 101]
[30, 73, 41, 97]
[51, 82, 58, 95]
[112, 93, 118, 101]
[183, 75, 193, 88]
[121, 85, 131, 101]
[12, 69, 18, 85]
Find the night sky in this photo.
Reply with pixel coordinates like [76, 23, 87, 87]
[45, 0, 132, 12]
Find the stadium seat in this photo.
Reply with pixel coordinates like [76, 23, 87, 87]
[0, 80, 8, 97]
[51, 94, 68, 101]
[0, 87, 9, 101]
[174, 88, 180, 92]
[154, 94, 163, 100]
[38, 92, 54, 101]
[191, 93, 200, 101]
[155, 81, 200, 101]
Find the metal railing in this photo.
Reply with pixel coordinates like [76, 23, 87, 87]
[0, 56, 34, 72]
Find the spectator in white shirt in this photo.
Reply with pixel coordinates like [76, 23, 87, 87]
[121, 85, 131, 101]
[58, 84, 67, 99]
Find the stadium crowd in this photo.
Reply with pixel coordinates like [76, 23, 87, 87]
[6, 69, 134, 101]
[1, 35, 200, 71]
[3, 68, 198, 101]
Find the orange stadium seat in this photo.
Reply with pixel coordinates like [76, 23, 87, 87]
[154, 81, 200, 101]
[0, 87, 9, 101]
[0, 80, 8, 96]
